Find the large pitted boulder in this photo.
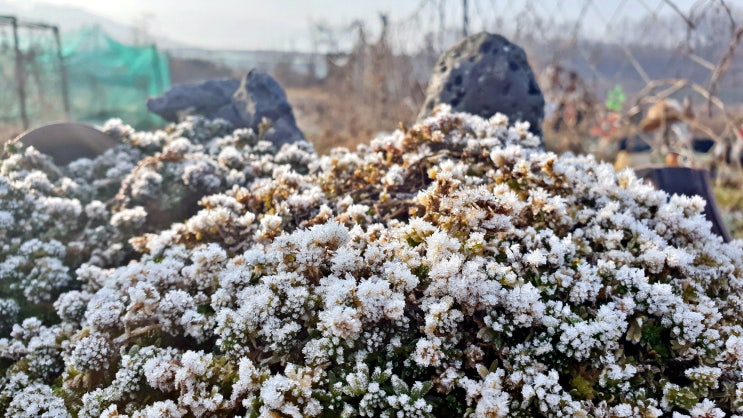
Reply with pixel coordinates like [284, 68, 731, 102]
[147, 70, 305, 147]
[419, 32, 545, 143]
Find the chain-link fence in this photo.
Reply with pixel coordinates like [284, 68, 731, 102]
[3, 1, 742, 162]
[379, 0, 742, 157]
[348, 0, 742, 234]
[210, 0, 734, 163]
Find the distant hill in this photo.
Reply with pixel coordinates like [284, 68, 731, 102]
[0, 0, 190, 48]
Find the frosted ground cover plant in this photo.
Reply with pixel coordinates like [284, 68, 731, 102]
[0, 117, 314, 332]
[0, 107, 743, 417]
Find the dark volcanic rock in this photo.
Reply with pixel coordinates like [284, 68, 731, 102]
[147, 78, 240, 123]
[147, 71, 305, 147]
[232, 70, 305, 146]
[419, 32, 545, 142]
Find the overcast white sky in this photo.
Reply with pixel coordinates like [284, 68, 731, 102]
[4, 0, 423, 49]
[2, 0, 706, 50]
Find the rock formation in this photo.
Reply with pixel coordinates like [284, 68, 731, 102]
[419, 32, 545, 143]
[147, 70, 306, 147]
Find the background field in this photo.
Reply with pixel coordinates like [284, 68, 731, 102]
[2, 0, 743, 234]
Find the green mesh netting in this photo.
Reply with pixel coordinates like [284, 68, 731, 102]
[1, 24, 170, 137]
[0, 17, 69, 136]
[62, 26, 170, 129]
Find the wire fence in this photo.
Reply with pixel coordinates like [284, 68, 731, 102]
[226, 0, 738, 164]
[0, 16, 68, 139]
[2, 1, 742, 168]
[375, 0, 743, 157]
[274, 0, 742, 233]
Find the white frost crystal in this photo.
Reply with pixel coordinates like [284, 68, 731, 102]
[0, 110, 742, 416]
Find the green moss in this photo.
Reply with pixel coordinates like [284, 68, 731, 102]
[640, 321, 671, 359]
[570, 374, 597, 400]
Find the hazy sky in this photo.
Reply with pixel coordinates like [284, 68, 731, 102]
[4, 0, 423, 49]
[3, 0, 706, 50]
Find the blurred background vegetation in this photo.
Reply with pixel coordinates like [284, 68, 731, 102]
[1, 0, 743, 235]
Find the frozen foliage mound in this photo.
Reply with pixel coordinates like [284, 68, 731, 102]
[1, 107, 743, 417]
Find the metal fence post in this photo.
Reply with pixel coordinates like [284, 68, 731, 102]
[11, 16, 29, 130]
[53, 26, 70, 121]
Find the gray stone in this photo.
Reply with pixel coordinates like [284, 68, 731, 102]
[146, 71, 305, 147]
[147, 78, 240, 123]
[15, 122, 118, 165]
[232, 70, 305, 146]
[418, 32, 545, 142]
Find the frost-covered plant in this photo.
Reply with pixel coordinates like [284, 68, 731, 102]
[0, 117, 314, 330]
[1, 107, 743, 417]
[112, 117, 315, 234]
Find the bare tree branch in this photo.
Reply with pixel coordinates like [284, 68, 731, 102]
[708, 24, 743, 115]
[663, 0, 696, 29]
[718, 0, 737, 34]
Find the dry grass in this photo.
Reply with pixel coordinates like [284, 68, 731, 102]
[286, 85, 422, 155]
[714, 184, 743, 239]
[0, 125, 22, 144]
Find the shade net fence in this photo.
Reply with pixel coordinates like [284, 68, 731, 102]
[0, 16, 67, 139]
[2, 1, 742, 168]
[0, 20, 170, 140]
